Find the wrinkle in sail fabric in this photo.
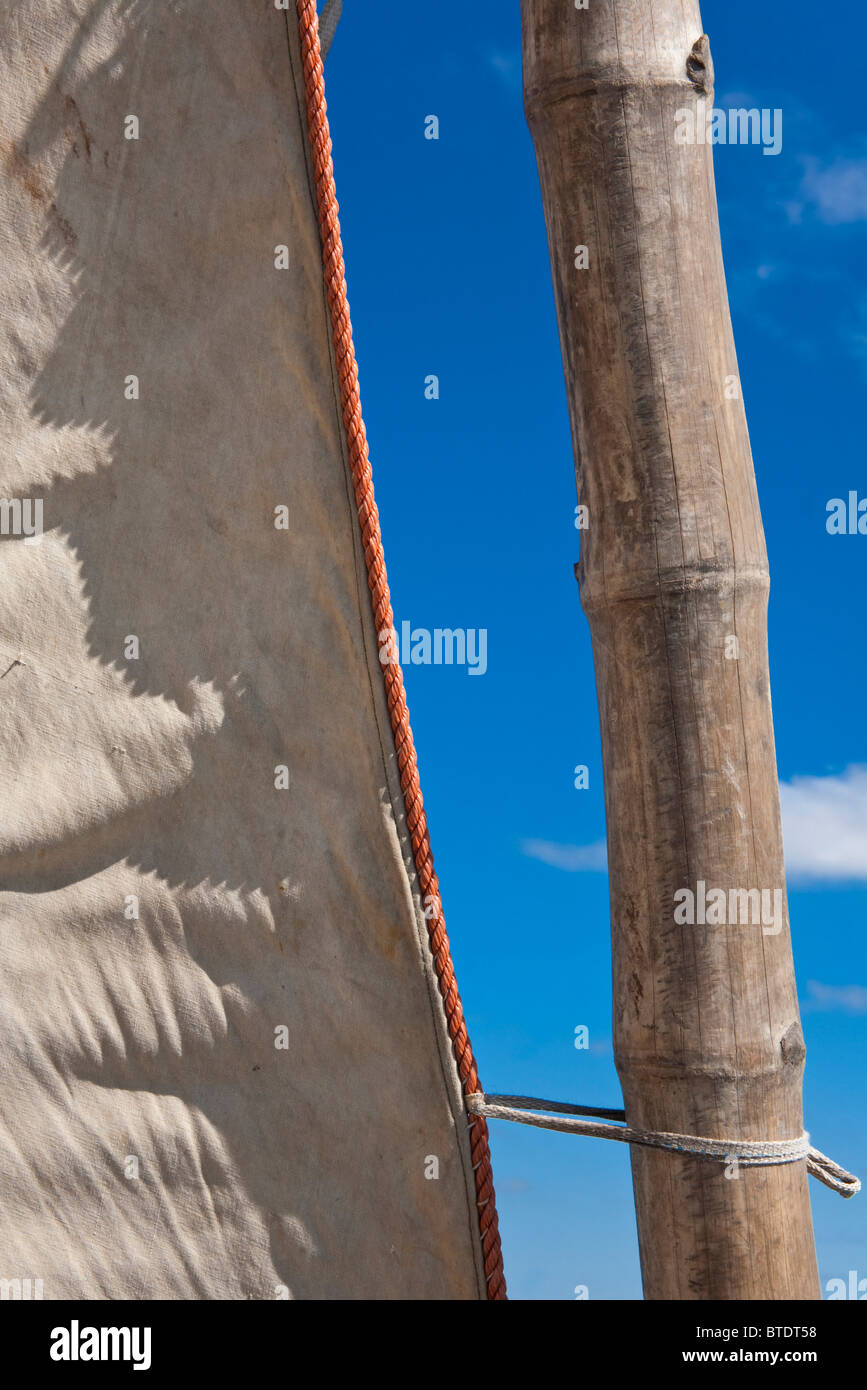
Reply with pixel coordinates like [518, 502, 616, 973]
[0, 0, 486, 1300]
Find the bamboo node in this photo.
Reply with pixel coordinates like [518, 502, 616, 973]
[687, 35, 714, 97]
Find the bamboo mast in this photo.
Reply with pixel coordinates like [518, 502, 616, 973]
[522, 0, 819, 1298]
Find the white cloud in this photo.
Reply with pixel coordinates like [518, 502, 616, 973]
[801, 980, 867, 1015]
[522, 768, 867, 884]
[485, 48, 521, 92]
[499, 1177, 532, 1195]
[717, 91, 758, 109]
[521, 838, 607, 872]
[781, 765, 867, 882]
[801, 156, 867, 223]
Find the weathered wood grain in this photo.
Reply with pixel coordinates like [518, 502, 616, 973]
[523, 0, 819, 1299]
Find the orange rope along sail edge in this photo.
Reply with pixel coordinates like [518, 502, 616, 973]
[295, 1, 507, 1300]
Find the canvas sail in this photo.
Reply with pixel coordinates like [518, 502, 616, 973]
[0, 0, 494, 1299]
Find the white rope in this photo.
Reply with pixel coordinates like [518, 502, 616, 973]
[318, 0, 342, 58]
[467, 1092, 860, 1198]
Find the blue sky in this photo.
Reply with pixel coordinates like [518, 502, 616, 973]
[324, 0, 866, 1299]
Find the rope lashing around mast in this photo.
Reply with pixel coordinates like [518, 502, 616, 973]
[467, 1093, 861, 1199]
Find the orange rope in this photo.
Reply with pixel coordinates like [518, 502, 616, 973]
[295, 0, 506, 1301]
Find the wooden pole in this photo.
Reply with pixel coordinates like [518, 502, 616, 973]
[522, 0, 819, 1299]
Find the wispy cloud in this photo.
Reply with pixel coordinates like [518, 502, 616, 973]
[522, 769, 867, 884]
[781, 765, 867, 882]
[521, 838, 607, 872]
[499, 1177, 532, 1195]
[716, 90, 758, 110]
[801, 980, 867, 1015]
[522, 768, 867, 884]
[800, 155, 867, 223]
[485, 48, 521, 92]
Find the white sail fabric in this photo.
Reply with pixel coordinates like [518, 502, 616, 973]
[0, 0, 485, 1299]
